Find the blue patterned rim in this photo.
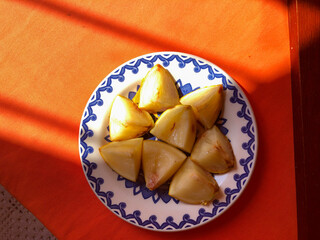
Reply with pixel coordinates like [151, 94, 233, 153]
[78, 52, 257, 231]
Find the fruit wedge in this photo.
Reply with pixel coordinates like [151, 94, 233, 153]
[99, 138, 143, 182]
[142, 140, 187, 190]
[109, 95, 154, 141]
[138, 64, 180, 113]
[169, 158, 219, 205]
[190, 125, 235, 173]
[150, 105, 197, 153]
[180, 84, 223, 129]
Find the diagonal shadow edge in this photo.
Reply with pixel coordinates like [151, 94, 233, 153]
[0, 95, 78, 135]
[10, 0, 291, 84]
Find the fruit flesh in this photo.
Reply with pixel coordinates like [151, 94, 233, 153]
[180, 85, 223, 129]
[138, 64, 180, 113]
[169, 158, 219, 205]
[109, 95, 154, 141]
[99, 138, 143, 182]
[150, 105, 197, 153]
[142, 140, 187, 190]
[190, 125, 235, 173]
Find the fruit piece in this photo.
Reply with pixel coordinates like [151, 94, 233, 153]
[180, 84, 223, 129]
[99, 138, 143, 182]
[169, 158, 219, 205]
[190, 125, 235, 173]
[138, 64, 180, 113]
[142, 140, 187, 190]
[150, 105, 197, 153]
[109, 95, 154, 141]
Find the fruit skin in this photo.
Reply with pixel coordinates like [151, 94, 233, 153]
[142, 140, 187, 190]
[138, 64, 180, 113]
[109, 95, 154, 141]
[169, 158, 219, 205]
[180, 84, 223, 129]
[190, 125, 235, 173]
[99, 138, 143, 182]
[150, 105, 197, 153]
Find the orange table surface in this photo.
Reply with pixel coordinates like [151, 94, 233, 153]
[0, 0, 297, 239]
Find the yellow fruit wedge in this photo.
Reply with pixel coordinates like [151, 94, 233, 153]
[109, 95, 154, 141]
[190, 125, 235, 173]
[138, 64, 180, 113]
[180, 85, 223, 129]
[142, 140, 187, 190]
[150, 105, 197, 153]
[169, 158, 219, 205]
[99, 138, 143, 182]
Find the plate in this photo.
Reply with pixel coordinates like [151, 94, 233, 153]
[78, 52, 258, 231]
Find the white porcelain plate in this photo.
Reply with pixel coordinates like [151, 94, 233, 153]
[79, 52, 258, 231]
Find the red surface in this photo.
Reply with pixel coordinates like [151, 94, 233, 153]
[289, 0, 320, 238]
[0, 0, 299, 239]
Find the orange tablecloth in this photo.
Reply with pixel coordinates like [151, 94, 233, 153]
[0, 0, 297, 239]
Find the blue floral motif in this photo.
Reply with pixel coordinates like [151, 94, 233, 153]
[175, 79, 200, 96]
[104, 126, 111, 142]
[216, 118, 229, 135]
[117, 175, 179, 204]
[79, 53, 256, 231]
[128, 85, 140, 100]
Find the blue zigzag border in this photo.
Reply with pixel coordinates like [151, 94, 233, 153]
[79, 53, 256, 231]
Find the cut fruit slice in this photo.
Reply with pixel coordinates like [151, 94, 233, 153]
[190, 125, 235, 173]
[180, 84, 223, 129]
[142, 140, 187, 190]
[138, 64, 180, 113]
[150, 105, 197, 153]
[109, 95, 154, 141]
[99, 138, 143, 182]
[169, 158, 219, 205]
